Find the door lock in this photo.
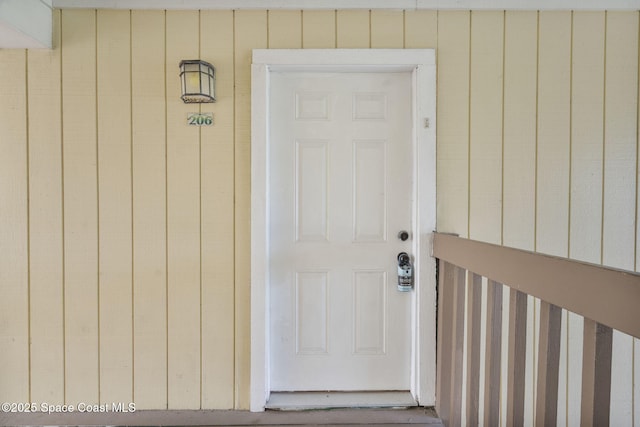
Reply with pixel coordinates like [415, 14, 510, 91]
[397, 252, 413, 292]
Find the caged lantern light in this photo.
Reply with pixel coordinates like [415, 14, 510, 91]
[179, 59, 216, 103]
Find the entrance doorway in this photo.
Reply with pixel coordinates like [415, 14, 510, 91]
[250, 49, 436, 412]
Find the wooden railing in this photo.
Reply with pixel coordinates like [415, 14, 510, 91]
[432, 233, 640, 427]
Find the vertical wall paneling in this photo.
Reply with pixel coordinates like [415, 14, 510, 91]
[536, 12, 571, 257]
[336, 10, 369, 48]
[404, 10, 437, 49]
[503, 11, 537, 251]
[0, 49, 29, 402]
[436, 11, 470, 237]
[200, 9, 235, 409]
[603, 13, 638, 270]
[370, 11, 404, 48]
[165, 10, 201, 410]
[469, 11, 504, 244]
[234, 10, 267, 409]
[268, 10, 302, 48]
[96, 9, 133, 404]
[302, 10, 335, 48]
[569, 11, 605, 427]
[604, 11, 639, 425]
[131, 9, 167, 409]
[61, 9, 99, 405]
[27, 9, 64, 404]
[570, 12, 605, 264]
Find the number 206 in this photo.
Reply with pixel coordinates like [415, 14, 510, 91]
[188, 114, 212, 126]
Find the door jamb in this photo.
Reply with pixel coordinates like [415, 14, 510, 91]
[250, 49, 436, 412]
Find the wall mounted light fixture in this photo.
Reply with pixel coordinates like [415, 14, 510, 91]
[179, 59, 215, 103]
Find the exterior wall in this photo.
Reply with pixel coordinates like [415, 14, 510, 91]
[0, 7, 637, 423]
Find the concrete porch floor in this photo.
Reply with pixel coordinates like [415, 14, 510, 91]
[0, 407, 443, 426]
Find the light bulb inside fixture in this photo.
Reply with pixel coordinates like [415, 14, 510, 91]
[186, 72, 200, 92]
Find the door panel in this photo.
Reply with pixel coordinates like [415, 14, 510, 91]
[295, 140, 328, 241]
[269, 72, 413, 391]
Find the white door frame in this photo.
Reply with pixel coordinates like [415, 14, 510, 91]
[250, 49, 436, 412]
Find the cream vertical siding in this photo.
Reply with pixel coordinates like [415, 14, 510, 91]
[60, 9, 100, 405]
[0, 48, 29, 404]
[234, 10, 266, 410]
[165, 10, 200, 410]
[130, 10, 168, 409]
[0, 8, 638, 424]
[199, 9, 236, 410]
[97, 9, 133, 406]
[27, 13, 64, 405]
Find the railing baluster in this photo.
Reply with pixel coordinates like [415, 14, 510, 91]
[466, 272, 482, 427]
[580, 319, 613, 427]
[449, 266, 466, 427]
[436, 259, 455, 425]
[506, 289, 528, 427]
[432, 233, 640, 426]
[483, 279, 503, 427]
[535, 302, 562, 427]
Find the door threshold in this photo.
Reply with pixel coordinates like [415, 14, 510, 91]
[265, 391, 417, 411]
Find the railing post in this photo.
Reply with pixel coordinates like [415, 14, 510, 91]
[483, 280, 503, 427]
[448, 266, 466, 427]
[436, 259, 454, 425]
[506, 289, 528, 427]
[465, 272, 482, 427]
[535, 302, 562, 427]
[580, 319, 613, 427]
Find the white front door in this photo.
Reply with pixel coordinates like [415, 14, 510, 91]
[269, 71, 414, 391]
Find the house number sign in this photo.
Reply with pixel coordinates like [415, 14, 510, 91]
[187, 112, 213, 126]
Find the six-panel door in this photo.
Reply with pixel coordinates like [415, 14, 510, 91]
[269, 71, 414, 391]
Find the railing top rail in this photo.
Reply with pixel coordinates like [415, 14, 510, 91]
[432, 233, 640, 339]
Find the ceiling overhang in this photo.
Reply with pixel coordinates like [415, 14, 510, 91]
[51, 0, 640, 11]
[0, 0, 52, 48]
